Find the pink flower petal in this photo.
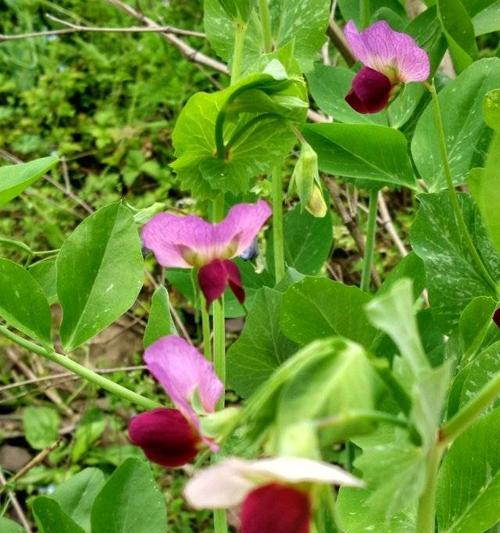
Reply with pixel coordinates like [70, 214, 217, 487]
[128, 408, 201, 467]
[344, 20, 430, 83]
[213, 201, 272, 258]
[144, 336, 223, 426]
[240, 483, 311, 533]
[346, 66, 392, 113]
[141, 201, 271, 269]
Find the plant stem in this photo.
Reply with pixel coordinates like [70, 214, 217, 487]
[360, 189, 379, 292]
[440, 373, 500, 444]
[231, 20, 247, 83]
[416, 443, 444, 533]
[258, 0, 273, 52]
[201, 297, 212, 362]
[272, 164, 286, 283]
[427, 81, 498, 296]
[0, 324, 158, 411]
[360, 0, 371, 28]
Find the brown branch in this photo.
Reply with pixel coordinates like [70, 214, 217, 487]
[0, 470, 32, 532]
[327, 19, 355, 66]
[325, 177, 381, 287]
[377, 193, 408, 257]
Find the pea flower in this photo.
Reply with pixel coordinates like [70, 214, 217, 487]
[344, 20, 430, 114]
[142, 201, 272, 307]
[128, 335, 223, 467]
[184, 457, 364, 533]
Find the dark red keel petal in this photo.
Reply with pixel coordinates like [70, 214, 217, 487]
[240, 483, 311, 533]
[345, 66, 392, 114]
[493, 308, 500, 328]
[198, 259, 245, 307]
[128, 408, 200, 467]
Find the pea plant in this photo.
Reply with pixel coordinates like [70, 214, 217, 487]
[1, 0, 499, 532]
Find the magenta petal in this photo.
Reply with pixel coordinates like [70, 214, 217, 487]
[223, 260, 245, 305]
[214, 201, 271, 258]
[493, 308, 500, 328]
[128, 408, 200, 467]
[344, 20, 430, 82]
[198, 259, 229, 308]
[345, 66, 392, 114]
[240, 483, 311, 533]
[144, 336, 223, 424]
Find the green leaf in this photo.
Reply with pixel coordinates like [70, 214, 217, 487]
[0, 258, 52, 345]
[33, 497, 85, 533]
[204, 0, 330, 73]
[0, 517, 25, 533]
[410, 192, 500, 332]
[71, 408, 106, 462]
[276, 340, 377, 446]
[437, 0, 478, 73]
[91, 458, 167, 533]
[29, 257, 58, 305]
[280, 277, 377, 349]
[437, 408, 500, 533]
[303, 123, 416, 190]
[143, 286, 176, 348]
[337, 0, 406, 26]
[472, 0, 500, 35]
[378, 252, 426, 300]
[51, 468, 105, 533]
[171, 69, 306, 200]
[0, 155, 58, 207]
[57, 203, 144, 351]
[227, 287, 297, 398]
[268, 204, 333, 276]
[412, 58, 500, 191]
[23, 406, 60, 450]
[339, 425, 425, 521]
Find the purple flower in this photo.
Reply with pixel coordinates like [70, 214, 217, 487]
[142, 201, 271, 306]
[344, 20, 430, 114]
[128, 335, 223, 467]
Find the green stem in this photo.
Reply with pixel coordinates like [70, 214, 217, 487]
[360, 0, 371, 28]
[231, 21, 247, 84]
[258, 0, 273, 52]
[427, 81, 498, 295]
[214, 510, 228, 533]
[416, 444, 444, 533]
[0, 324, 158, 411]
[272, 164, 286, 283]
[201, 297, 212, 362]
[440, 373, 500, 444]
[360, 189, 379, 293]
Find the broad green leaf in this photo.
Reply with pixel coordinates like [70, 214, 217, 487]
[340, 425, 425, 521]
[337, 0, 406, 26]
[143, 286, 176, 347]
[281, 277, 377, 349]
[366, 279, 428, 375]
[276, 340, 377, 446]
[378, 252, 426, 300]
[412, 58, 500, 191]
[71, 408, 106, 462]
[171, 68, 307, 200]
[303, 123, 416, 190]
[410, 192, 500, 332]
[448, 341, 500, 418]
[437, 409, 500, 533]
[166, 259, 273, 318]
[0, 155, 58, 207]
[0, 517, 25, 533]
[267, 204, 333, 276]
[472, 89, 500, 251]
[0, 258, 52, 345]
[33, 497, 85, 533]
[91, 458, 167, 533]
[227, 287, 297, 398]
[51, 468, 105, 532]
[437, 0, 478, 73]
[472, 0, 500, 35]
[23, 406, 60, 450]
[29, 257, 58, 305]
[57, 203, 144, 352]
[204, 0, 330, 73]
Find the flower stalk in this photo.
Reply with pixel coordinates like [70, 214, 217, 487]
[272, 164, 286, 283]
[360, 189, 379, 292]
